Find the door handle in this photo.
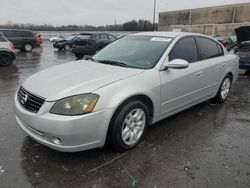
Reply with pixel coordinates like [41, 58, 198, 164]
[196, 71, 202, 77]
[222, 63, 226, 67]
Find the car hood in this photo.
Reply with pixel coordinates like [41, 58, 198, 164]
[23, 60, 144, 101]
[235, 26, 250, 43]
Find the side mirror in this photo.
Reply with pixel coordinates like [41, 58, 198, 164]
[161, 59, 189, 71]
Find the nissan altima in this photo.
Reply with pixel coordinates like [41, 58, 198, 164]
[14, 32, 239, 152]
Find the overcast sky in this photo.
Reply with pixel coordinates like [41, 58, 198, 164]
[1, 0, 249, 26]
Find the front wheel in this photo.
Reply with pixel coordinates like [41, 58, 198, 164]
[0, 52, 13, 66]
[64, 44, 71, 51]
[212, 75, 232, 103]
[108, 101, 149, 152]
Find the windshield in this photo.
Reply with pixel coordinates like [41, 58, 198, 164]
[93, 36, 172, 69]
[65, 35, 76, 40]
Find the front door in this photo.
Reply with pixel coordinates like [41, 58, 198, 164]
[159, 36, 203, 119]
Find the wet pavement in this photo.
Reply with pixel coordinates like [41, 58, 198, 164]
[0, 42, 250, 188]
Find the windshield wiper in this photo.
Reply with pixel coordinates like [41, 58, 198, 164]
[98, 60, 129, 67]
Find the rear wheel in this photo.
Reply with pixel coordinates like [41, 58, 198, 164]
[108, 100, 149, 152]
[23, 43, 33, 52]
[212, 75, 232, 103]
[0, 52, 13, 66]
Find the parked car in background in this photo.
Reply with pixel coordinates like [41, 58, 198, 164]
[52, 34, 78, 51]
[71, 33, 117, 59]
[50, 34, 78, 43]
[213, 35, 236, 48]
[0, 29, 40, 52]
[228, 26, 250, 71]
[14, 32, 238, 152]
[0, 33, 15, 66]
[49, 35, 65, 43]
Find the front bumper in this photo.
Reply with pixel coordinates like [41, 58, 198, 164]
[14, 94, 113, 152]
[53, 43, 62, 49]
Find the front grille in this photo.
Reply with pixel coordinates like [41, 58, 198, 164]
[17, 86, 45, 113]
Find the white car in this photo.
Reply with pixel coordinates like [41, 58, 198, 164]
[0, 33, 15, 66]
[49, 35, 65, 43]
[14, 32, 239, 152]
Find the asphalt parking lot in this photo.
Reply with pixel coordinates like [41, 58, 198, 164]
[0, 41, 250, 188]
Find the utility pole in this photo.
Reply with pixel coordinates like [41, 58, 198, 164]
[114, 19, 117, 37]
[153, 0, 156, 31]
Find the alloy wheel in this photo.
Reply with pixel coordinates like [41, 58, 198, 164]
[121, 108, 146, 145]
[221, 77, 231, 100]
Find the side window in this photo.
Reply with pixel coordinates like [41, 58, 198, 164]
[197, 37, 222, 60]
[91, 34, 97, 39]
[108, 34, 116, 41]
[3, 30, 14, 37]
[15, 31, 23, 37]
[16, 31, 24, 37]
[77, 34, 92, 40]
[169, 37, 198, 63]
[0, 34, 8, 42]
[99, 34, 109, 40]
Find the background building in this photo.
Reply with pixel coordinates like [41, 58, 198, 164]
[159, 2, 250, 36]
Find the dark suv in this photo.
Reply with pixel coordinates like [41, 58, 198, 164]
[228, 26, 250, 71]
[70, 33, 117, 59]
[0, 29, 40, 52]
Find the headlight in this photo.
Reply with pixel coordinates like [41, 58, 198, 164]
[50, 94, 99, 115]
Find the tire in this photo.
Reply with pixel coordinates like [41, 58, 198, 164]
[64, 44, 71, 51]
[0, 52, 13, 66]
[23, 43, 33, 52]
[75, 53, 83, 59]
[108, 100, 149, 152]
[212, 75, 232, 103]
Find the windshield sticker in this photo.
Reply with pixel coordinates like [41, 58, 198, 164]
[151, 37, 171, 42]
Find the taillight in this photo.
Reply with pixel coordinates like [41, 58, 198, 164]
[9, 42, 15, 50]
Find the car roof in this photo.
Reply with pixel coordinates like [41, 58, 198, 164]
[130, 31, 207, 38]
[0, 29, 33, 32]
[79, 32, 112, 35]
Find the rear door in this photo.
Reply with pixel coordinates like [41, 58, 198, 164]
[195, 36, 225, 97]
[75, 34, 96, 53]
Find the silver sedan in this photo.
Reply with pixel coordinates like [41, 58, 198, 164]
[14, 32, 239, 152]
